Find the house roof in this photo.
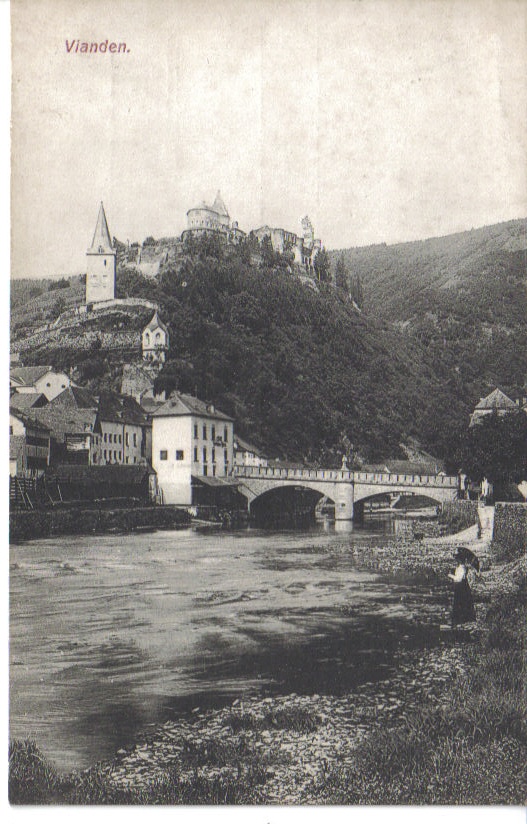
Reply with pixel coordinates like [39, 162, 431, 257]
[48, 386, 97, 409]
[9, 392, 48, 411]
[27, 407, 97, 439]
[88, 201, 114, 254]
[144, 311, 168, 334]
[153, 393, 233, 422]
[10, 408, 51, 433]
[362, 460, 442, 475]
[45, 464, 155, 484]
[97, 392, 149, 426]
[10, 365, 54, 386]
[474, 388, 517, 411]
[233, 436, 265, 456]
[191, 475, 239, 488]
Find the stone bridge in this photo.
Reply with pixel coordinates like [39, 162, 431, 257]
[233, 465, 460, 520]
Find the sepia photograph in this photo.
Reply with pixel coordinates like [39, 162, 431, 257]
[7, 0, 527, 809]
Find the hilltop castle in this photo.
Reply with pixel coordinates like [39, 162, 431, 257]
[181, 191, 246, 245]
[88, 195, 323, 284]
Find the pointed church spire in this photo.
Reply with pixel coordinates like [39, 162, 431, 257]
[88, 202, 114, 253]
[212, 190, 229, 218]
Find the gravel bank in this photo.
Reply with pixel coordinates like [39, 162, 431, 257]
[75, 529, 512, 804]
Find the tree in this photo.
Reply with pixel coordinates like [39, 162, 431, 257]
[458, 411, 527, 488]
[349, 274, 364, 308]
[335, 255, 349, 293]
[314, 248, 331, 282]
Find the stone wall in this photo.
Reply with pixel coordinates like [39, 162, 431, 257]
[438, 500, 479, 534]
[10, 505, 190, 543]
[492, 503, 527, 560]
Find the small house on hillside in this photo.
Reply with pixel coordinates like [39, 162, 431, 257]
[470, 387, 520, 426]
[142, 311, 169, 364]
[10, 365, 71, 401]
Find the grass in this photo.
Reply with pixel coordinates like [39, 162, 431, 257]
[312, 577, 527, 805]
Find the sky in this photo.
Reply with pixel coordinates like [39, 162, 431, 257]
[9, 0, 527, 279]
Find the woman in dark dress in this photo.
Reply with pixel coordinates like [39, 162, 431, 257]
[448, 548, 477, 627]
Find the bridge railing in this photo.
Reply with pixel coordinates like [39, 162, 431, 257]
[233, 466, 459, 487]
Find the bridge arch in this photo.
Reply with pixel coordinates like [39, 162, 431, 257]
[240, 483, 336, 527]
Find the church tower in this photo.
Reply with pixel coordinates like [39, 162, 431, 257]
[86, 202, 116, 304]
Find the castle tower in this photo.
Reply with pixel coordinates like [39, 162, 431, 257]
[142, 311, 169, 364]
[86, 202, 116, 304]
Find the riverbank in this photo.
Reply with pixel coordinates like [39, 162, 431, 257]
[9, 504, 190, 542]
[9, 531, 527, 805]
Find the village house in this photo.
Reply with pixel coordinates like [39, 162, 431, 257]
[142, 311, 169, 364]
[233, 436, 268, 469]
[10, 365, 71, 401]
[9, 410, 51, 476]
[152, 393, 235, 505]
[96, 392, 151, 466]
[24, 387, 150, 467]
[469, 387, 522, 426]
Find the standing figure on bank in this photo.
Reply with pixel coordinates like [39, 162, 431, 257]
[448, 547, 477, 627]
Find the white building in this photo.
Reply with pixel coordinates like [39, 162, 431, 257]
[142, 311, 169, 364]
[233, 436, 268, 468]
[152, 393, 234, 505]
[10, 365, 71, 401]
[86, 202, 116, 304]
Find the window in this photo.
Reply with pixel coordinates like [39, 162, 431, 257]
[202, 447, 207, 462]
[9, 425, 13, 435]
[224, 449, 228, 465]
[211, 425, 216, 441]
[194, 424, 198, 439]
[160, 450, 168, 460]
[194, 447, 198, 462]
[114, 451, 117, 461]
[118, 451, 122, 461]
[203, 424, 207, 439]
[175, 450, 184, 460]
[126, 456, 129, 464]
[133, 433, 137, 447]
[212, 448, 216, 463]
[212, 464, 216, 476]
[224, 426, 228, 442]
[104, 433, 107, 443]
[203, 465, 208, 476]
[103, 450, 107, 460]
[125, 433, 129, 447]
[118, 434, 122, 444]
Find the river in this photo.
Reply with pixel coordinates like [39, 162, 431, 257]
[10, 518, 448, 771]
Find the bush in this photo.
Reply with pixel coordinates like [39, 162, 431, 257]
[9, 740, 59, 804]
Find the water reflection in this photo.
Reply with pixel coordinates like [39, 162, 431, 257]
[10, 518, 443, 770]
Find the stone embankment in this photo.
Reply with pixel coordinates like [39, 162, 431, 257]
[79, 524, 514, 804]
[10, 505, 190, 542]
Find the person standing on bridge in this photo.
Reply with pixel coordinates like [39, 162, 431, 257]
[448, 548, 477, 628]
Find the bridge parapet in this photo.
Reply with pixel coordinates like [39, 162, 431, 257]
[233, 465, 459, 488]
